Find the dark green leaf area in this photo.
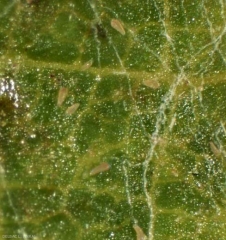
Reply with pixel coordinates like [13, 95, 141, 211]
[26, 35, 79, 63]
[52, 12, 85, 41]
[67, 189, 129, 225]
[167, 146, 196, 172]
[137, 25, 165, 51]
[95, 75, 130, 100]
[155, 212, 226, 240]
[36, 213, 78, 240]
[2, 222, 23, 237]
[206, 52, 226, 73]
[128, 164, 153, 196]
[202, 83, 226, 117]
[76, 113, 101, 153]
[125, 45, 161, 72]
[82, 223, 134, 240]
[156, 182, 215, 214]
[32, 91, 57, 123]
[82, 35, 126, 67]
[93, 100, 129, 119]
[173, 31, 211, 59]
[2, 188, 63, 221]
[72, 1, 94, 18]
[172, 95, 196, 136]
[133, 200, 149, 234]
[0, 95, 16, 126]
[101, 120, 126, 143]
[154, 213, 196, 239]
[105, 0, 163, 25]
[169, 0, 205, 27]
[92, 151, 126, 186]
[0, 0, 16, 25]
[135, 85, 168, 110]
[0, 33, 8, 55]
[188, 119, 215, 154]
[75, 73, 96, 99]
[130, 113, 156, 135]
[80, 38, 97, 65]
[67, 190, 93, 223]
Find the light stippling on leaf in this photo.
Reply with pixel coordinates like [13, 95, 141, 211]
[142, 79, 160, 89]
[110, 19, 125, 35]
[90, 162, 110, 176]
[66, 103, 80, 115]
[57, 87, 68, 106]
[133, 224, 147, 240]
[81, 59, 93, 71]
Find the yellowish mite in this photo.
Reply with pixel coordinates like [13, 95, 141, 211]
[142, 79, 160, 89]
[133, 224, 147, 240]
[209, 141, 221, 157]
[66, 103, 80, 115]
[111, 19, 125, 35]
[57, 87, 68, 106]
[90, 162, 110, 176]
[81, 59, 93, 71]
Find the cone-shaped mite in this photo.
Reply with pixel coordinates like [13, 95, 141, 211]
[81, 59, 93, 71]
[111, 19, 125, 35]
[133, 224, 147, 240]
[57, 87, 68, 106]
[90, 162, 110, 176]
[142, 79, 160, 89]
[209, 141, 221, 157]
[66, 103, 80, 115]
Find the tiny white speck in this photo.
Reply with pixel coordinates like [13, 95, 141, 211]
[95, 75, 101, 81]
